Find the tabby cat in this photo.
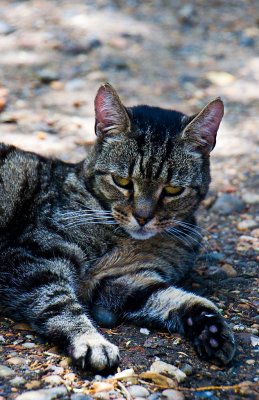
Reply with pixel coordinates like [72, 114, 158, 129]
[0, 83, 235, 371]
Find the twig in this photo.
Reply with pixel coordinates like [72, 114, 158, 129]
[178, 381, 259, 392]
[117, 381, 133, 400]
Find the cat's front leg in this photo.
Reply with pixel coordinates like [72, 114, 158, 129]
[125, 287, 235, 365]
[2, 260, 119, 371]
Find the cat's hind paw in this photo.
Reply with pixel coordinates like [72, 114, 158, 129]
[183, 307, 236, 365]
[69, 332, 120, 372]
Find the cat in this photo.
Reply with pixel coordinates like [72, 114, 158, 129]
[0, 83, 235, 372]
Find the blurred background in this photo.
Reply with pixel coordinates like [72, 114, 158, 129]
[0, 0, 258, 190]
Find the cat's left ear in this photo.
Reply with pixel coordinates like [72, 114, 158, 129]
[94, 83, 131, 138]
[181, 98, 224, 154]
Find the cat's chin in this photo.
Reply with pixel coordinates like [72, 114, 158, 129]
[125, 229, 156, 240]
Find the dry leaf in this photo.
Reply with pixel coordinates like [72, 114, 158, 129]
[91, 381, 114, 393]
[139, 371, 176, 388]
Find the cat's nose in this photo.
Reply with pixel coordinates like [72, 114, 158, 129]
[133, 213, 152, 227]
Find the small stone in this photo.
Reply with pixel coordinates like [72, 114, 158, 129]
[242, 192, 259, 204]
[233, 324, 246, 332]
[251, 335, 259, 347]
[36, 69, 60, 84]
[94, 393, 111, 400]
[128, 385, 150, 398]
[0, 21, 15, 35]
[148, 393, 162, 400]
[0, 335, 5, 343]
[9, 376, 26, 387]
[47, 365, 64, 375]
[246, 359, 255, 365]
[140, 328, 150, 335]
[206, 265, 227, 280]
[0, 365, 16, 378]
[202, 252, 225, 262]
[43, 375, 63, 386]
[7, 357, 27, 366]
[178, 5, 195, 25]
[16, 386, 67, 400]
[180, 363, 193, 376]
[25, 381, 41, 390]
[237, 220, 258, 230]
[59, 357, 72, 368]
[211, 194, 245, 215]
[71, 394, 93, 400]
[150, 361, 186, 382]
[221, 264, 237, 277]
[22, 342, 36, 349]
[251, 228, 259, 238]
[65, 79, 85, 91]
[193, 391, 216, 398]
[14, 323, 32, 331]
[162, 389, 185, 400]
[26, 335, 34, 340]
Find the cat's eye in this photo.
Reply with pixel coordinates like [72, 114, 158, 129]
[112, 175, 133, 190]
[163, 186, 184, 196]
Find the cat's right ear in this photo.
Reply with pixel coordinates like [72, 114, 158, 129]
[94, 83, 131, 138]
[181, 98, 224, 154]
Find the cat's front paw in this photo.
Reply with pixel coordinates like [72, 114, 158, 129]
[183, 306, 235, 365]
[69, 332, 120, 371]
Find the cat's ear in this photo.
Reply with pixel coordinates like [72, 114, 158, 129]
[94, 83, 131, 138]
[181, 98, 224, 154]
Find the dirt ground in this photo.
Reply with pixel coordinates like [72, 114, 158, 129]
[0, 1, 258, 399]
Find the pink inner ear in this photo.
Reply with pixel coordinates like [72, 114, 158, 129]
[197, 100, 224, 148]
[95, 87, 110, 126]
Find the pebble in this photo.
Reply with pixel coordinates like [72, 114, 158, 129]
[25, 381, 41, 390]
[65, 79, 86, 91]
[92, 392, 109, 400]
[242, 192, 259, 204]
[59, 357, 72, 368]
[246, 359, 255, 365]
[148, 393, 162, 400]
[150, 361, 186, 382]
[206, 265, 227, 280]
[0, 364, 16, 378]
[180, 363, 193, 376]
[233, 324, 246, 332]
[177, 5, 195, 25]
[140, 328, 150, 335]
[237, 219, 258, 230]
[201, 251, 224, 262]
[36, 69, 60, 84]
[47, 365, 64, 374]
[43, 374, 63, 386]
[128, 385, 150, 398]
[193, 391, 217, 398]
[9, 376, 26, 387]
[7, 357, 27, 366]
[16, 386, 67, 400]
[73, 394, 94, 400]
[0, 335, 5, 343]
[0, 21, 15, 35]
[211, 194, 245, 215]
[221, 264, 237, 277]
[71, 394, 93, 400]
[162, 389, 185, 400]
[22, 342, 36, 349]
[14, 323, 32, 331]
[250, 335, 259, 347]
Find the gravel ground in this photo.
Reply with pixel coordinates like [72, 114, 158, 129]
[0, 1, 258, 399]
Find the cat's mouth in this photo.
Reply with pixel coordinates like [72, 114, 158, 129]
[125, 228, 156, 240]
